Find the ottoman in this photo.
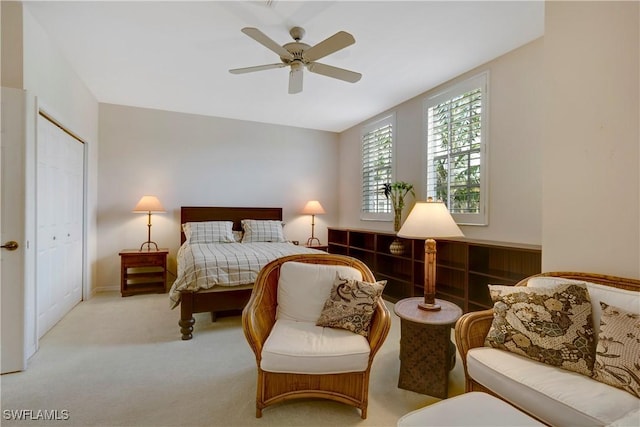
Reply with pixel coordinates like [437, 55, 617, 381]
[397, 392, 544, 426]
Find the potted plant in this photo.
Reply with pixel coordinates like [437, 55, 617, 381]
[382, 181, 415, 231]
[382, 181, 415, 255]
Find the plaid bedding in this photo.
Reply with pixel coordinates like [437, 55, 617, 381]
[169, 242, 323, 308]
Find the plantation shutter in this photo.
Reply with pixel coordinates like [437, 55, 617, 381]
[425, 73, 488, 225]
[361, 114, 395, 218]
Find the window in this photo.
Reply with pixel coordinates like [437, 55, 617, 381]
[361, 113, 395, 220]
[425, 73, 488, 225]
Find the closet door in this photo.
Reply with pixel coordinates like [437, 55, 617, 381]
[36, 115, 84, 338]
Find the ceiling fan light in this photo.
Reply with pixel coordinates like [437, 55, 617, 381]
[289, 65, 303, 94]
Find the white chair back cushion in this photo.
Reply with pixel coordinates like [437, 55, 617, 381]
[276, 261, 363, 323]
[526, 277, 639, 330]
[261, 319, 370, 374]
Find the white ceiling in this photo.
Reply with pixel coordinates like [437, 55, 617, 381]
[24, 1, 544, 132]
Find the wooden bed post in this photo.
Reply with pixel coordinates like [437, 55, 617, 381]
[179, 291, 195, 340]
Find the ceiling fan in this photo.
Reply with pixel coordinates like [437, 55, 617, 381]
[229, 26, 362, 94]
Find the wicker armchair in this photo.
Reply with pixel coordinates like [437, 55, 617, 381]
[454, 271, 640, 394]
[242, 253, 391, 419]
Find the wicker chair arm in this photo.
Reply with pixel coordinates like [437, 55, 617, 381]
[242, 271, 278, 361]
[366, 300, 391, 359]
[454, 309, 494, 373]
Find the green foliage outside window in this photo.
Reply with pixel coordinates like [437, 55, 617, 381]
[429, 88, 482, 215]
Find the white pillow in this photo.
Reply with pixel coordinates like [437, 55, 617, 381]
[241, 219, 286, 243]
[587, 282, 639, 328]
[526, 276, 587, 288]
[183, 221, 235, 244]
[526, 276, 640, 330]
[276, 261, 362, 323]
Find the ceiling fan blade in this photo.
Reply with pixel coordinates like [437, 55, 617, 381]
[229, 63, 287, 74]
[241, 27, 294, 60]
[307, 62, 362, 83]
[302, 31, 355, 62]
[289, 65, 303, 94]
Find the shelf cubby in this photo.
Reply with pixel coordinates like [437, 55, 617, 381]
[327, 228, 348, 246]
[327, 227, 541, 312]
[349, 231, 375, 251]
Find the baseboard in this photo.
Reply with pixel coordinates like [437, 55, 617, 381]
[92, 285, 119, 295]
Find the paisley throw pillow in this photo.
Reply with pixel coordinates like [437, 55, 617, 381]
[316, 274, 386, 337]
[592, 302, 640, 398]
[485, 282, 596, 376]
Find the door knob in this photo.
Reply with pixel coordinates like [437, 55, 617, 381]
[1, 241, 19, 251]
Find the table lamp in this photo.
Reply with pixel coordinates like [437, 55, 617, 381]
[397, 198, 463, 310]
[132, 195, 165, 251]
[301, 200, 326, 246]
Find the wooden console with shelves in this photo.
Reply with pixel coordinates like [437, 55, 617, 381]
[327, 227, 541, 312]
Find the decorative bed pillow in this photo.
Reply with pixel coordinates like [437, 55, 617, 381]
[232, 230, 243, 242]
[485, 282, 596, 376]
[593, 302, 640, 398]
[316, 274, 386, 337]
[183, 221, 235, 244]
[241, 219, 286, 243]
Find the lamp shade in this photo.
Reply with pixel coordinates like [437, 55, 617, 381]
[301, 200, 326, 215]
[132, 196, 165, 213]
[397, 201, 463, 239]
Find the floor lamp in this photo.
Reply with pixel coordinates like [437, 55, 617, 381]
[133, 195, 165, 251]
[397, 199, 463, 310]
[301, 200, 326, 246]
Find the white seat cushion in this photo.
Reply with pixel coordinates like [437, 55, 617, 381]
[468, 347, 640, 427]
[606, 408, 640, 426]
[261, 319, 370, 374]
[397, 392, 544, 426]
[276, 261, 362, 323]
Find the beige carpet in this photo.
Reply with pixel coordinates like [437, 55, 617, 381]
[1, 292, 464, 427]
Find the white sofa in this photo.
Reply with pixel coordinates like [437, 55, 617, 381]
[455, 272, 640, 427]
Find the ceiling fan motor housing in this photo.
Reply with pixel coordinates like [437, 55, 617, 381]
[280, 27, 309, 64]
[281, 42, 310, 64]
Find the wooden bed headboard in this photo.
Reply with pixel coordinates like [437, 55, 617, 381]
[180, 206, 283, 244]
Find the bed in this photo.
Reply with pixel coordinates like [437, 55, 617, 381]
[170, 206, 323, 340]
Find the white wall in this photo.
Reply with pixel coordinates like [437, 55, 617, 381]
[97, 104, 338, 290]
[22, 5, 100, 299]
[338, 38, 544, 246]
[542, 1, 640, 278]
[1, 1, 23, 88]
[0, 2, 99, 358]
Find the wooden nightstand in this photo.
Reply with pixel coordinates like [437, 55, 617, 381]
[119, 249, 168, 297]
